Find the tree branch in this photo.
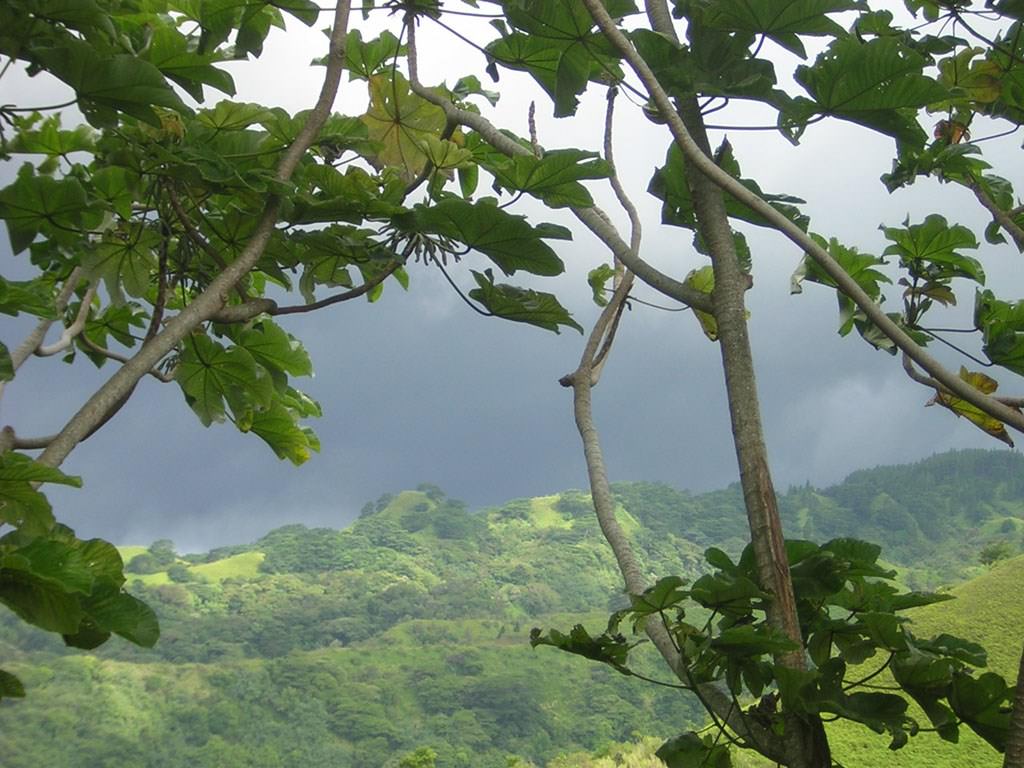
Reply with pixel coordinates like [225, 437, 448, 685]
[35, 0, 354, 470]
[584, 0, 1024, 438]
[78, 335, 176, 383]
[0, 267, 84, 400]
[34, 282, 98, 357]
[404, 21, 712, 314]
[969, 177, 1024, 252]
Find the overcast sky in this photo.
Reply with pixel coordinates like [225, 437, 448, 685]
[2, 9, 1020, 552]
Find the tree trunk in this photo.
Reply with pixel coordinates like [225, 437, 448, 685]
[1005, 640, 1024, 768]
[677, 96, 832, 768]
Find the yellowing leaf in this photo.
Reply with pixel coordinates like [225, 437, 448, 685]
[360, 72, 447, 183]
[929, 367, 1017, 447]
[685, 266, 718, 341]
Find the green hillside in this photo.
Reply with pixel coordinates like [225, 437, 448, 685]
[1, 450, 1022, 767]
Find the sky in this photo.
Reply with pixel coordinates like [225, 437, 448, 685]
[2, 7, 1021, 552]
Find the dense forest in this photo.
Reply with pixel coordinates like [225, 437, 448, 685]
[2, 449, 1022, 767]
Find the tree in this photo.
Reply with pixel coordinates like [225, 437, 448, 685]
[1, 1, 1023, 766]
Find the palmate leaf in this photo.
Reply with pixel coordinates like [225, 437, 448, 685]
[6, 115, 96, 156]
[360, 72, 448, 183]
[0, 454, 81, 536]
[656, 732, 732, 768]
[975, 290, 1024, 376]
[478, 148, 611, 208]
[649, 142, 808, 233]
[345, 29, 404, 81]
[487, 0, 635, 117]
[33, 38, 189, 127]
[950, 671, 1012, 750]
[237, 320, 313, 378]
[794, 36, 949, 144]
[529, 623, 635, 673]
[0, 171, 92, 254]
[681, 0, 862, 58]
[142, 25, 235, 102]
[83, 225, 162, 301]
[402, 198, 569, 276]
[248, 401, 320, 465]
[469, 269, 582, 334]
[175, 333, 275, 428]
[881, 214, 984, 283]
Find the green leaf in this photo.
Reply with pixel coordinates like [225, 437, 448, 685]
[529, 623, 634, 673]
[345, 29, 404, 80]
[0, 565, 84, 635]
[685, 0, 861, 58]
[649, 142, 808, 232]
[711, 625, 800, 657]
[34, 38, 189, 127]
[975, 291, 1024, 377]
[630, 575, 688, 616]
[143, 25, 235, 102]
[479, 148, 611, 209]
[405, 198, 568, 276]
[0, 172, 90, 254]
[6, 114, 96, 155]
[361, 72, 448, 182]
[175, 334, 275, 428]
[881, 214, 984, 283]
[237, 321, 313, 378]
[469, 269, 582, 334]
[0, 454, 80, 536]
[950, 671, 1012, 750]
[587, 263, 616, 306]
[794, 37, 949, 144]
[0, 342, 12, 382]
[487, 1, 632, 117]
[690, 572, 766, 612]
[656, 732, 732, 768]
[81, 583, 160, 647]
[248, 401, 320, 465]
[83, 225, 162, 300]
[197, 101, 274, 130]
[0, 275, 59, 319]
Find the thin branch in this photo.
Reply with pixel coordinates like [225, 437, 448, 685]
[968, 177, 1024, 252]
[583, 0, 1024, 438]
[167, 186, 247, 301]
[78, 335, 176, 383]
[404, 20, 712, 314]
[36, 0, 354, 470]
[272, 262, 402, 315]
[903, 352, 1024, 407]
[1, 426, 58, 450]
[34, 282, 97, 357]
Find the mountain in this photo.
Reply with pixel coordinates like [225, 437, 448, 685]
[0, 449, 1021, 767]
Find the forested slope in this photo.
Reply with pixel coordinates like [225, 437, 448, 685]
[1, 450, 1021, 767]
